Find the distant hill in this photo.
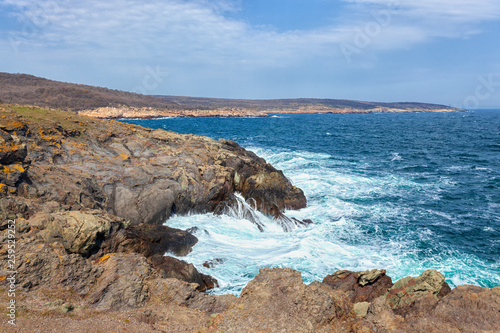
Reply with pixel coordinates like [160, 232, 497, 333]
[0, 72, 461, 116]
[0, 72, 179, 111]
[160, 95, 458, 112]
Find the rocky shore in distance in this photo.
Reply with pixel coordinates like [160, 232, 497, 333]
[77, 105, 461, 120]
[78, 106, 267, 119]
[0, 104, 498, 332]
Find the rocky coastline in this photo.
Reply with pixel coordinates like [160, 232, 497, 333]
[0, 104, 498, 332]
[77, 106, 267, 119]
[77, 105, 461, 120]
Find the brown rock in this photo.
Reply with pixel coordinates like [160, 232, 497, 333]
[1, 106, 306, 226]
[323, 269, 393, 303]
[87, 253, 153, 309]
[218, 267, 354, 332]
[384, 269, 451, 314]
[149, 278, 237, 315]
[101, 222, 198, 257]
[361, 284, 500, 332]
[28, 210, 119, 257]
[10, 238, 103, 295]
[149, 254, 218, 292]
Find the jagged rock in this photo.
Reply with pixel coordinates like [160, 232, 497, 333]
[384, 270, 451, 313]
[86, 253, 153, 309]
[203, 258, 224, 268]
[149, 278, 237, 315]
[27, 210, 119, 257]
[358, 284, 500, 332]
[414, 285, 500, 332]
[0, 129, 27, 164]
[100, 223, 198, 257]
[323, 269, 393, 303]
[149, 254, 217, 292]
[12, 239, 104, 295]
[1, 106, 306, 225]
[356, 295, 405, 332]
[0, 197, 32, 228]
[0, 163, 28, 187]
[353, 302, 371, 318]
[218, 267, 354, 332]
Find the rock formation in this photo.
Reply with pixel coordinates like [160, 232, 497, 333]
[0, 104, 498, 332]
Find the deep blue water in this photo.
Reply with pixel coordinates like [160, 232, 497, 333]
[121, 110, 500, 294]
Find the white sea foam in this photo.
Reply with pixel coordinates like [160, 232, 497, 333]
[165, 146, 499, 295]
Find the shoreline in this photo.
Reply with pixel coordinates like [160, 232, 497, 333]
[78, 105, 464, 120]
[1, 104, 497, 332]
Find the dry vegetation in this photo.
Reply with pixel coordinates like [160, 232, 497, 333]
[0, 72, 460, 116]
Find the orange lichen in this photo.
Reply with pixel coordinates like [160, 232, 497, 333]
[116, 154, 130, 160]
[2, 164, 25, 175]
[97, 253, 115, 264]
[3, 120, 25, 130]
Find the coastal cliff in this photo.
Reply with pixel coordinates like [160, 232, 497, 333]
[0, 104, 498, 332]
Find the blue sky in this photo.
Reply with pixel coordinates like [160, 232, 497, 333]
[1, 0, 500, 108]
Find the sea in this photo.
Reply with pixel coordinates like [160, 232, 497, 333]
[120, 110, 500, 295]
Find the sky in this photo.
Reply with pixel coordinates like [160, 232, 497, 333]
[1, 0, 500, 108]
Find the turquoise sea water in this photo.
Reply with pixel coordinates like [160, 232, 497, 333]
[121, 110, 500, 294]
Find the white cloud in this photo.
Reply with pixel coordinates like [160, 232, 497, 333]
[2, 0, 500, 67]
[343, 0, 500, 22]
[1, 0, 500, 102]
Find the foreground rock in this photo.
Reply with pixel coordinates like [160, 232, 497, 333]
[2, 265, 498, 332]
[322, 269, 393, 303]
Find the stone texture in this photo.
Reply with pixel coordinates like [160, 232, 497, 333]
[100, 222, 198, 257]
[149, 277, 237, 315]
[384, 269, 451, 313]
[323, 269, 393, 303]
[0, 106, 306, 226]
[28, 210, 118, 257]
[86, 253, 153, 309]
[149, 254, 217, 292]
[218, 267, 354, 332]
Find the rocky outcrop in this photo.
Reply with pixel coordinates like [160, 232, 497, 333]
[0, 105, 497, 332]
[78, 106, 267, 119]
[217, 268, 354, 332]
[323, 269, 393, 303]
[0, 105, 305, 226]
[384, 269, 451, 314]
[357, 282, 499, 333]
[149, 254, 218, 292]
[0, 104, 306, 313]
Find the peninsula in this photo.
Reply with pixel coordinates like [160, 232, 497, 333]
[0, 73, 462, 119]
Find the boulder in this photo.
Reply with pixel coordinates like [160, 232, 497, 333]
[384, 270, 451, 314]
[149, 278, 237, 315]
[101, 223, 198, 257]
[28, 210, 119, 257]
[323, 269, 393, 303]
[149, 254, 217, 292]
